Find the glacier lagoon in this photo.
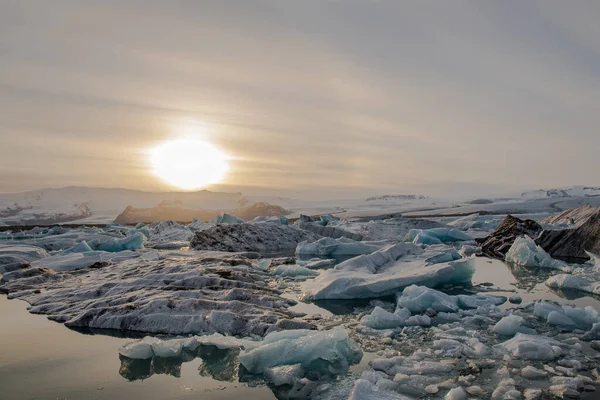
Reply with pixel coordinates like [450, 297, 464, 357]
[1, 254, 599, 400]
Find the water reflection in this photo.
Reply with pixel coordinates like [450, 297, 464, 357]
[119, 345, 239, 382]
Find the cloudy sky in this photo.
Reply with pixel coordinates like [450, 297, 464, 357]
[1, 0, 599, 198]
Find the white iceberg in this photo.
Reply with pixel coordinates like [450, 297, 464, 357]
[361, 306, 431, 330]
[495, 333, 566, 360]
[217, 213, 244, 224]
[295, 237, 389, 257]
[89, 232, 144, 252]
[546, 273, 600, 296]
[273, 265, 319, 278]
[533, 301, 599, 330]
[239, 327, 362, 376]
[505, 236, 570, 271]
[492, 315, 536, 336]
[404, 228, 472, 245]
[0, 244, 49, 271]
[396, 285, 506, 313]
[302, 244, 475, 300]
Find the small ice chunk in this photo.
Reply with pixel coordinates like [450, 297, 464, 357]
[91, 232, 144, 252]
[217, 213, 244, 224]
[495, 333, 563, 360]
[521, 366, 548, 379]
[253, 259, 271, 271]
[405, 228, 472, 244]
[273, 265, 319, 277]
[264, 364, 304, 386]
[361, 306, 409, 330]
[492, 315, 536, 337]
[445, 387, 467, 400]
[151, 339, 184, 358]
[509, 295, 522, 304]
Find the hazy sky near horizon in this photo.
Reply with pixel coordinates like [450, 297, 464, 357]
[1, 0, 600, 198]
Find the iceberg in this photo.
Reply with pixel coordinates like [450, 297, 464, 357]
[273, 265, 319, 278]
[546, 273, 600, 296]
[396, 285, 506, 314]
[348, 379, 412, 400]
[0, 244, 49, 270]
[302, 244, 475, 300]
[404, 228, 472, 244]
[533, 301, 599, 330]
[448, 214, 502, 232]
[495, 333, 566, 360]
[505, 236, 570, 271]
[295, 237, 389, 257]
[89, 232, 144, 252]
[239, 327, 362, 376]
[360, 306, 431, 330]
[145, 221, 194, 249]
[191, 223, 320, 252]
[217, 213, 244, 224]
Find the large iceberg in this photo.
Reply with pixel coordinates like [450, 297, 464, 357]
[302, 244, 475, 300]
[494, 333, 567, 360]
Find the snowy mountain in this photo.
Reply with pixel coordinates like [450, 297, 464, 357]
[521, 186, 600, 199]
[0, 186, 245, 226]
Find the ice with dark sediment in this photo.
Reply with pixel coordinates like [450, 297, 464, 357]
[0, 252, 316, 336]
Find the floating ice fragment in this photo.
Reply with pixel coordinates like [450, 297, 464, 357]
[302, 245, 475, 300]
[405, 228, 472, 244]
[296, 237, 388, 257]
[273, 265, 319, 278]
[495, 333, 564, 360]
[492, 315, 536, 337]
[239, 327, 362, 376]
[90, 232, 144, 252]
[505, 236, 570, 271]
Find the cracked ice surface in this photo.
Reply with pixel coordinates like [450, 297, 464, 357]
[0, 252, 316, 336]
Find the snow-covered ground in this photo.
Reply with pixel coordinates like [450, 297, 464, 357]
[2, 193, 600, 399]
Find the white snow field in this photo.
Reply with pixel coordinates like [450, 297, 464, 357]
[2, 190, 600, 399]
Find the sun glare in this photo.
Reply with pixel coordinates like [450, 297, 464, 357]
[150, 139, 229, 190]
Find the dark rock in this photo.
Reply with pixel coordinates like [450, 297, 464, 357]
[475, 215, 543, 259]
[536, 210, 600, 260]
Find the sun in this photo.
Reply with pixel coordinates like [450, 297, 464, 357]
[150, 138, 229, 190]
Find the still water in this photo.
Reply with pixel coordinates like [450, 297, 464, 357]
[1, 257, 599, 400]
[0, 297, 276, 400]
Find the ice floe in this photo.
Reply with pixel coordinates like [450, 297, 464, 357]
[404, 228, 472, 245]
[302, 245, 475, 300]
